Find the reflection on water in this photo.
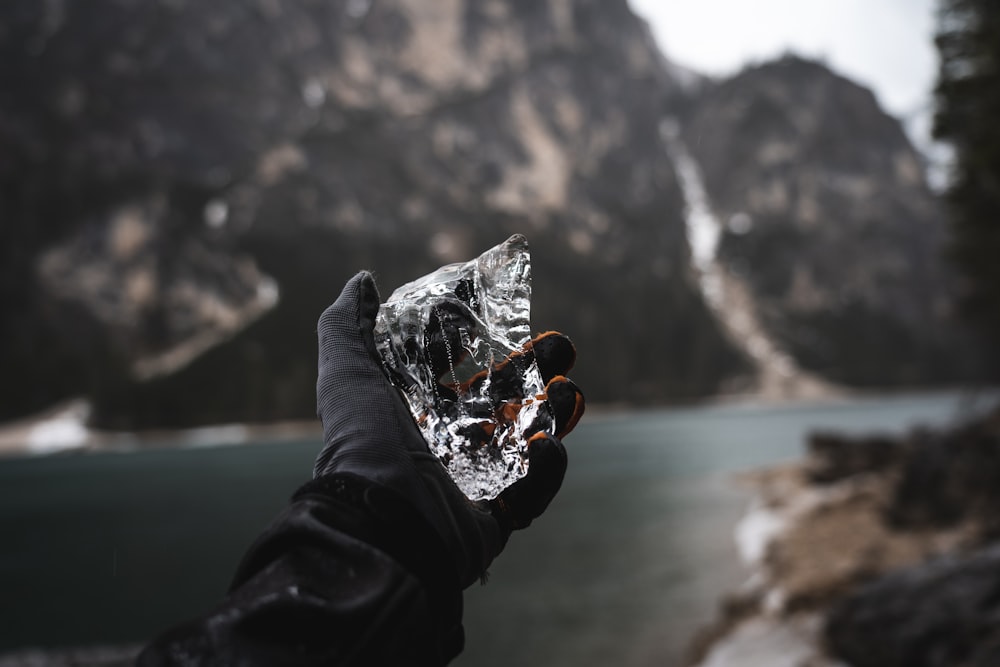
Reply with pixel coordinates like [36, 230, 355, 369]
[0, 390, 993, 664]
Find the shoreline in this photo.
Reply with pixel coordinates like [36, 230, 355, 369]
[1, 384, 996, 461]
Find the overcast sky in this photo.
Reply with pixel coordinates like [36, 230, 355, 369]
[628, 0, 940, 151]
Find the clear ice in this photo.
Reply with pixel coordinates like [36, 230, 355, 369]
[374, 234, 553, 501]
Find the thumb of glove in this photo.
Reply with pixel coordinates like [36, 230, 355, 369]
[314, 272, 428, 493]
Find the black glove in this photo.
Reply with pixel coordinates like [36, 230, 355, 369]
[313, 272, 584, 588]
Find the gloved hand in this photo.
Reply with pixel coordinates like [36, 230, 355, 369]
[313, 271, 584, 588]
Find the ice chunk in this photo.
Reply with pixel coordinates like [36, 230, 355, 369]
[374, 234, 553, 500]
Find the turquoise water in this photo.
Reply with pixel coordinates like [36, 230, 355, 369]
[0, 390, 993, 663]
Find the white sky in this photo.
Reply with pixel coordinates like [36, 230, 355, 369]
[629, 0, 940, 149]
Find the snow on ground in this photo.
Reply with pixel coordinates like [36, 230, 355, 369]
[0, 400, 95, 455]
[660, 117, 839, 401]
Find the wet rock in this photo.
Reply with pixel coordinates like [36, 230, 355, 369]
[825, 545, 1000, 667]
[807, 432, 905, 484]
[888, 407, 1000, 533]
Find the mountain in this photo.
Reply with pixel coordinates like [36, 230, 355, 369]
[0, 0, 745, 428]
[0, 2, 984, 431]
[678, 55, 982, 387]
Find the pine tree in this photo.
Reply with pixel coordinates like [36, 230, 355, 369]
[934, 0, 1000, 361]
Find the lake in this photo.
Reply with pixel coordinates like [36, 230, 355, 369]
[0, 390, 993, 665]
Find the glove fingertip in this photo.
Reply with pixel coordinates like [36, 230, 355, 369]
[526, 432, 568, 480]
[354, 271, 382, 330]
[545, 377, 585, 438]
[319, 272, 378, 326]
[532, 332, 577, 380]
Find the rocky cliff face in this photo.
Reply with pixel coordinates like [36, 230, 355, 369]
[680, 56, 980, 388]
[0, 4, 981, 429]
[0, 0, 743, 427]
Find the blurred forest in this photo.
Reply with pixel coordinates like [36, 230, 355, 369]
[934, 0, 1000, 363]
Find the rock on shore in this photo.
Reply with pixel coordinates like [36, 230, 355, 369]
[688, 402, 1000, 667]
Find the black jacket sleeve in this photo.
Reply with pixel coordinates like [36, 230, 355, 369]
[137, 473, 467, 666]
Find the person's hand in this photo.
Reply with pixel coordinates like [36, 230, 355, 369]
[471, 329, 585, 531]
[313, 272, 584, 587]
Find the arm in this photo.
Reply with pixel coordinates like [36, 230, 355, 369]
[138, 272, 583, 666]
[138, 475, 466, 665]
